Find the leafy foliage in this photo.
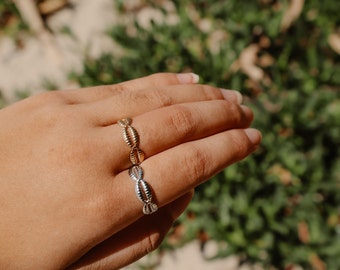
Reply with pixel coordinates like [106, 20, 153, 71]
[0, 0, 28, 36]
[72, 0, 340, 269]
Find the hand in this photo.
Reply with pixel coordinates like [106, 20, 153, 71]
[0, 73, 261, 269]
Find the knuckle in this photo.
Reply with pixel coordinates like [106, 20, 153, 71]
[41, 105, 76, 129]
[140, 88, 172, 108]
[33, 104, 60, 128]
[147, 72, 171, 83]
[199, 85, 225, 100]
[107, 83, 131, 95]
[150, 88, 173, 107]
[119, 88, 172, 109]
[33, 91, 65, 105]
[182, 144, 209, 185]
[167, 105, 198, 139]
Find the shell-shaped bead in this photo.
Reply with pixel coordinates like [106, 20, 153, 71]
[143, 202, 158, 215]
[130, 147, 145, 165]
[122, 125, 139, 148]
[128, 165, 144, 181]
[135, 179, 153, 203]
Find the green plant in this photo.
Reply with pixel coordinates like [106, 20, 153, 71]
[71, 0, 340, 269]
[0, 0, 28, 36]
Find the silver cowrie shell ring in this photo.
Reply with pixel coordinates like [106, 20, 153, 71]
[118, 118, 158, 215]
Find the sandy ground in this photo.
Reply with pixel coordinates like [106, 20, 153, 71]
[124, 241, 253, 270]
[0, 0, 117, 102]
[0, 1, 251, 269]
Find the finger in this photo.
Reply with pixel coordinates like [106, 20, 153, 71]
[106, 128, 261, 226]
[61, 73, 199, 104]
[67, 190, 194, 270]
[70, 128, 260, 266]
[140, 128, 262, 206]
[100, 100, 253, 171]
[83, 84, 242, 126]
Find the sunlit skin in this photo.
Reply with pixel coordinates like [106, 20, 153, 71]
[0, 73, 261, 269]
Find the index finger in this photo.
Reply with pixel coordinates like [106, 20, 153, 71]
[61, 73, 199, 104]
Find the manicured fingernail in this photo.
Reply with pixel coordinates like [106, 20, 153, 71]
[244, 128, 262, 145]
[220, 89, 243, 104]
[176, 73, 200, 84]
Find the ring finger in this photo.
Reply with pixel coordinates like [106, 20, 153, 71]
[104, 128, 261, 231]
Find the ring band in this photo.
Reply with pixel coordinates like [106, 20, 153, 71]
[118, 118, 158, 215]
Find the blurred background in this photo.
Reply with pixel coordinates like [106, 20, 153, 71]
[0, 0, 339, 269]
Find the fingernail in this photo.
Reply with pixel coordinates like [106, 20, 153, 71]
[176, 73, 200, 84]
[220, 89, 243, 104]
[244, 128, 262, 145]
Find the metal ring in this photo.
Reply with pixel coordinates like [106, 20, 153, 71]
[128, 165, 144, 181]
[118, 118, 158, 215]
[130, 147, 145, 165]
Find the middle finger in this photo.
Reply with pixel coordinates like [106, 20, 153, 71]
[99, 99, 253, 172]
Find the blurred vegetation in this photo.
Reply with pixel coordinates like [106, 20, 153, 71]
[0, 0, 28, 36]
[69, 0, 340, 269]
